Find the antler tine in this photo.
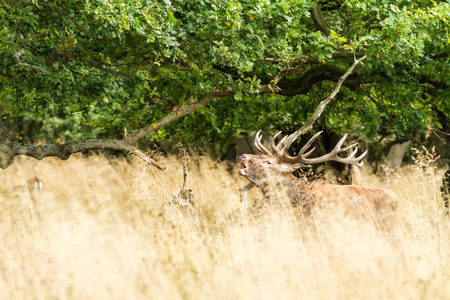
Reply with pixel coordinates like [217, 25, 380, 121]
[255, 130, 272, 155]
[322, 136, 368, 166]
[278, 135, 293, 153]
[333, 133, 349, 151]
[347, 147, 359, 159]
[337, 149, 368, 167]
[257, 129, 367, 167]
[271, 130, 323, 164]
[302, 146, 316, 158]
[329, 135, 362, 162]
[269, 131, 284, 153]
[356, 150, 368, 166]
[298, 131, 323, 157]
[274, 131, 367, 167]
[278, 135, 289, 150]
[344, 142, 359, 151]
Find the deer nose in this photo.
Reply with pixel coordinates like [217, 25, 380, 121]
[239, 155, 246, 162]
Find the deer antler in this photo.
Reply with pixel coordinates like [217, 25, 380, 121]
[255, 129, 366, 167]
[271, 131, 367, 167]
[254, 130, 272, 155]
[253, 55, 368, 167]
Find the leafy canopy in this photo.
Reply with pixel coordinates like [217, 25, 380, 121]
[1, 0, 449, 146]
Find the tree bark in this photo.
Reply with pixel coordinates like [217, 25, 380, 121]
[0, 135, 164, 170]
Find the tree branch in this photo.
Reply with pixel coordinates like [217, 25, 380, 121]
[0, 89, 235, 169]
[283, 55, 367, 145]
[310, 5, 329, 36]
[0, 88, 237, 168]
[128, 62, 351, 145]
[138, 4, 162, 30]
[126, 90, 234, 144]
[13, 50, 50, 74]
[275, 63, 369, 96]
[222, 51, 367, 95]
[0, 135, 164, 170]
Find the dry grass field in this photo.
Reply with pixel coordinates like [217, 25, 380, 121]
[0, 149, 448, 300]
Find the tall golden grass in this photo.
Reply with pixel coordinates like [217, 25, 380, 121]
[0, 149, 448, 299]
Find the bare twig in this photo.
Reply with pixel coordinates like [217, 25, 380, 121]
[177, 143, 189, 191]
[168, 143, 196, 212]
[129, 149, 166, 170]
[281, 55, 367, 147]
[427, 127, 449, 144]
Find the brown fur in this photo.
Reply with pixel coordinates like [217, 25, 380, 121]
[239, 154, 397, 214]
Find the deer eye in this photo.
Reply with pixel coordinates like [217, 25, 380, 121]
[263, 160, 272, 165]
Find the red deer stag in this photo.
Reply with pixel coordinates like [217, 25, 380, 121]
[239, 130, 397, 214]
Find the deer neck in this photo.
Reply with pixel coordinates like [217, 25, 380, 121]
[260, 173, 312, 204]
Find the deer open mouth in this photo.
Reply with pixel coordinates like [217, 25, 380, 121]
[238, 155, 248, 176]
[239, 162, 247, 176]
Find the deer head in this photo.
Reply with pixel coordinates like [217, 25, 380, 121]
[239, 130, 367, 188]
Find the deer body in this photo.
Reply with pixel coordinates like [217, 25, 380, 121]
[239, 132, 397, 214]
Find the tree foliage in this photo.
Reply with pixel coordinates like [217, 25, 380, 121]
[1, 0, 449, 167]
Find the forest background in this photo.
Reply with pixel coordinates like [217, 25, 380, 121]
[1, 0, 449, 169]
